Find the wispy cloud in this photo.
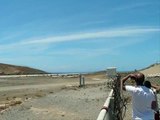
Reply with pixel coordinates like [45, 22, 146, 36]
[111, 2, 159, 12]
[20, 26, 160, 44]
[46, 38, 146, 57]
[0, 26, 159, 50]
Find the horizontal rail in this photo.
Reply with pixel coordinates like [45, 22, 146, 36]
[97, 89, 113, 120]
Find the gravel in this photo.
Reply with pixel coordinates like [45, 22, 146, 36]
[0, 84, 110, 120]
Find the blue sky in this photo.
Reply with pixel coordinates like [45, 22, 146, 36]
[0, 0, 160, 72]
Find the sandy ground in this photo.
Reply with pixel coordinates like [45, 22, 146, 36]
[0, 76, 111, 120]
[0, 76, 159, 120]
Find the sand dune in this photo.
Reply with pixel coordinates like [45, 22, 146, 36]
[140, 63, 160, 75]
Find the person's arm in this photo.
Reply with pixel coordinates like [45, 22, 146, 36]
[151, 84, 160, 92]
[121, 74, 135, 91]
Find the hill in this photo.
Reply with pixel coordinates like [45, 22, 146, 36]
[0, 63, 46, 75]
[85, 63, 160, 78]
[140, 63, 160, 75]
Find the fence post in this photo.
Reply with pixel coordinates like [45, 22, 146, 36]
[79, 74, 85, 87]
[112, 74, 124, 120]
[82, 76, 85, 86]
[79, 74, 82, 87]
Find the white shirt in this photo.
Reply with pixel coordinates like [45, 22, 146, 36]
[125, 85, 155, 120]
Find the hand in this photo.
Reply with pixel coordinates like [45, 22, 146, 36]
[157, 87, 160, 92]
[129, 74, 137, 80]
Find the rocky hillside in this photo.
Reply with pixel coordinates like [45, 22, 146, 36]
[0, 63, 46, 75]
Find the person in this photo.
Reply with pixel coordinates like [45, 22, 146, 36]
[144, 80, 160, 92]
[144, 80, 160, 120]
[122, 73, 156, 120]
[144, 80, 152, 89]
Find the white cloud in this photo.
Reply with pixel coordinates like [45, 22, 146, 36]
[0, 26, 159, 51]
[21, 26, 160, 45]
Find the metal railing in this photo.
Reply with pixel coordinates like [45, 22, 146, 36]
[97, 89, 114, 120]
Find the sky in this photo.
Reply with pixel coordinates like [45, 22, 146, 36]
[0, 0, 160, 73]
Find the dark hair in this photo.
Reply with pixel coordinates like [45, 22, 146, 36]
[144, 81, 151, 89]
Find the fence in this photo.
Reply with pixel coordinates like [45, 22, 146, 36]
[97, 75, 127, 120]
